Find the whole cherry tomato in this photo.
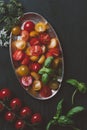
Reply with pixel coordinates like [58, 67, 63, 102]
[40, 86, 52, 97]
[12, 26, 21, 35]
[13, 50, 24, 61]
[30, 38, 40, 46]
[21, 55, 30, 65]
[21, 30, 29, 41]
[20, 106, 32, 118]
[15, 120, 25, 130]
[10, 98, 22, 111]
[24, 21, 35, 32]
[16, 65, 29, 76]
[31, 113, 42, 124]
[30, 63, 41, 72]
[21, 76, 32, 88]
[0, 88, 11, 100]
[5, 111, 15, 122]
[39, 33, 51, 44]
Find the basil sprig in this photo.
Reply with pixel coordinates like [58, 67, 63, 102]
[46, 99, 84, 130]
[67, 79, 87, 104]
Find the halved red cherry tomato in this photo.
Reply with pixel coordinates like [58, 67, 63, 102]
[46, 48, 60, 57]
[21, 30, 29, 41]
[21, 55, 30, 65]
[39, 33, 51, 44]
[24, 21, 35, 32]
[13, 50, 24, 61]
[30, 45, 42, 56]
[40, 86, 52, 97]
[21, 76, 32, 88]
[30, 63, 41, 72]
[30, 38, 40, 46]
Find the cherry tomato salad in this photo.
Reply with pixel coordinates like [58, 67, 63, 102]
[10, 13, 64, 100]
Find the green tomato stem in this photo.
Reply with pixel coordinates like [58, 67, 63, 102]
[72, 89, 78, 105]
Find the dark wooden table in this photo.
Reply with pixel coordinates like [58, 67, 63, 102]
[0, 0, 87, 130]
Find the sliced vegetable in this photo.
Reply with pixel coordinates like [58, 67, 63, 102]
[30, 56, 38, 61]
[30, 37, 40, 46]
[21, 30, 29, 41]
[38, 55, 45, 64]
[31, 72, 40, 80]
[15, 40, 27, 50]
[29, 31, 39, 37]
[13, 50, 24, 61]
[48, 38, 58, 48]
[39, 33, 51, 44]
[30, 63, 41, 72]
[21, 76, 32, 88]
[32, 80, 42, 91]
[35, 22, 47, 32]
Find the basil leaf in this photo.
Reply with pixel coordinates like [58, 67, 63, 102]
[44, 56, 54, 67]
[67, 79, 79, 87]
[42, 73, 49, 84]
[55, 99, 63, 119]
[46, 120, 55, 130]
[66, 106, 84, 118]
[39, 67, 53, 75]
[58, 115, 73, 125]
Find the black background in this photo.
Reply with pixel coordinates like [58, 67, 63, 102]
[0, 0, 87, 130]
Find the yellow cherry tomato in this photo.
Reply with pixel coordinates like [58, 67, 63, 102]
[38, 55, 45, 64]
[25, 47, 32, 56]
[15, 40, 27, 50]
[35, 22, 47, 32]
[29, 31, 39, 37]
[12, 26, 21, 35]
[32, 80, 42, 91]
[31, 72, 40, 80]
[30, 56, 38, 61]
[16, 65, 29, 76]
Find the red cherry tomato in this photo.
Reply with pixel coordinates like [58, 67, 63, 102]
[10, 98, 22, 111]
[5, 111, 15, 122]
[31, 113, 42, 124]
[30, 63, 41, 72]
[13, 50, 24, 61]
[0, 88, 11, 100]
[21, 30, 29, 41]
[21, 76, 32, 88]
[30, 45, 42, 56]
[21, 55, 30, 65]
[15, 120, 25, 130]
[24, 21, 35, 32]
[0, 102, 4, 111]
[40, 86, 52, 97]
[39, 33, 51, 44]
[20, 106, 32, 118]
[30, 37, 40, 46]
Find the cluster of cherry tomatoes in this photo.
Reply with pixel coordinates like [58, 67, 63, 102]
[0, 88, 42, 129]
[11, 19, 62, 99]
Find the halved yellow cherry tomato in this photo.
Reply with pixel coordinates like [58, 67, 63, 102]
[16, 65, 29, 76]
[32, 80, 42, 91]
[25, 47, 32, 56]
[35, 22, 47, 32]
[48, 38, 58, 49]
[30, 56, 38, 61]
[15, 40, 27, 50]
[12, 26, 21, 35]
[38, 55, 45, 64]
[31, 72, 40, 80]
[29, 31, 39, 37]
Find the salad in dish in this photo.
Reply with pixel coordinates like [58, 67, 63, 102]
[10, 12, 64, 100]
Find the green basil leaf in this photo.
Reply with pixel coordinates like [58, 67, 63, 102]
[67, 79, 79, 87]
[46, 120, 55, 130]
[42, 73, 49, 84]
[58, 115, 73, 125]
[55, 99, 63, 119]
[44, 56, 54, 67]
[66, 106, 84, 118]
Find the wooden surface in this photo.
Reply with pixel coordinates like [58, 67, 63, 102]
[0, 0, 87, 130]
